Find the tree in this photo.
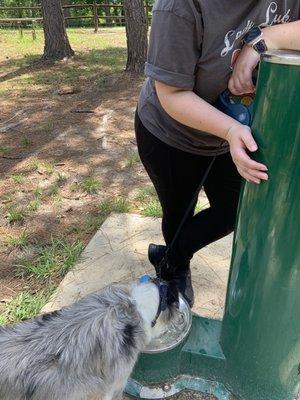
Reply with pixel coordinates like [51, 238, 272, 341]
[41, 0, 74, 61]
[123, 0, 148, 73]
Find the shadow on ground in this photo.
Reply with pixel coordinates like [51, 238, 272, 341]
[0, 46, 146, 300]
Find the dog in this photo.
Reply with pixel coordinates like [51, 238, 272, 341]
[0, 278, 178, 400]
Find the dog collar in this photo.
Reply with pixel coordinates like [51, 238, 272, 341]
[139, 275, 169, 328]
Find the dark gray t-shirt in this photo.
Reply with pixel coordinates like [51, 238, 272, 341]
[138, 0, 300, 155]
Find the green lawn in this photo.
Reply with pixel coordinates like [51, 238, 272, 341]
[0, 27, 127, 97]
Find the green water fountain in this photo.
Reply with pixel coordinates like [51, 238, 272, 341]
[125, 50, 300, 400]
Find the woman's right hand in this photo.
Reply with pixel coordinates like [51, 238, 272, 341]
[226, 124, 268, 184]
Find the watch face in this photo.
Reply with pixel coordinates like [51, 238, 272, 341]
[244, 26, 262, 44]
[254, 39, 268, 54]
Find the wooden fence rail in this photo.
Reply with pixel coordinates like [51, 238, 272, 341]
[0, 2, 152, 31]
[0, 4, 124, 10]
[0, 6, 41, 10]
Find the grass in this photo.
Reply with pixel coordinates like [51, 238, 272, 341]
[195, 201, 204, 214]
[126, 152, 140, 168]
[28, 199, 41, 212]
[68, 224, 82, 235]
[84, 215, 106, 233]
[6, 207, 27, 224]
[48, 184, 60, 198]
[11, 174, 25, 184]
[0, 28, 127, 98]
[70, 183, 79, 193]
[17, 238, 84, 282]
[27, 188, 43, 211]
[135, 185, 162, 217]
[33, 187, 43, 198]
[21, 136, 31, 146]
[140, 199, 162, 218]
[4, 231, 29, 249]
[39, 121, 55, 132]
[80, 177, 101, 194]
[135, 187, 207, 217]
[0, 287, 56, 326]
[68, 215, 107, 236]
[6, 190, 45, 223]
[27, 159, 40, 171]
[57, 172, 68, 185]
[44, 162, 55, 175]
[1, 193, 13, 204]
[98, 197, 132, 215]
[135, 186, 157, 202]
[0, 146, 10, 155]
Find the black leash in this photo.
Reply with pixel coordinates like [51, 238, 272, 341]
[157, 143, 225, 278]
[165, 155, 217, 257]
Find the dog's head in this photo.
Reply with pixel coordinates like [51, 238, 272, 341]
[131, 276, 180, 340]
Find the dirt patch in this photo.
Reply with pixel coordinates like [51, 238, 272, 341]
[0, 64, 148, 304]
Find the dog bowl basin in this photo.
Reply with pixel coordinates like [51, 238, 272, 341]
[143, 295, 192, 353]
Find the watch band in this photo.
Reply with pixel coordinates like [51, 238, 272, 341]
[244, 26, 263, 46]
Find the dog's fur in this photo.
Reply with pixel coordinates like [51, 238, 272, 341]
[0, 280, 176, 400]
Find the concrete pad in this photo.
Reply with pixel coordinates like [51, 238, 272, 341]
[44, 213, 232, 319]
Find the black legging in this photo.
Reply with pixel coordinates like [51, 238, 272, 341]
[135, 111, 242, 272]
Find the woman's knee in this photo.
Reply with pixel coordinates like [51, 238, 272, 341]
[213, 202, 239, 234]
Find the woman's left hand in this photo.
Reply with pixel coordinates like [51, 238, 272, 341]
[228, 45, 260, 95]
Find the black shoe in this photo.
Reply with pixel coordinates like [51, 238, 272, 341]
[148, 243, 167, 270]
[148, 243, 176, 280]
[148, 243, 194, 308]
[171, 269, 194, 308]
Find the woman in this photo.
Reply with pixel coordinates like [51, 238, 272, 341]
[135, 0, 300, 306]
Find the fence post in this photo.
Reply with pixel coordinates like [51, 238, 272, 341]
[32, 19, 37, 40]
[93, 1, 99, 33]
[120, 3, 124, 26]
[17, 21, 23, 38]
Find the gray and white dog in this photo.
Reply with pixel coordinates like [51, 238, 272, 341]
[0, 279, 177, 400]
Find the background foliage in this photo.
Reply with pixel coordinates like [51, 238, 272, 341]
[0, 0, 155, 27]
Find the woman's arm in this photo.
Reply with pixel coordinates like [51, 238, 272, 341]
[155, 81, 269, 184]
[229, 21, 300, 95]
[263, 20, 300, 51]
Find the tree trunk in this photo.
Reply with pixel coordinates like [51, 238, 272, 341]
[41, 0, 74, 61]
[123, 0, 148, 73]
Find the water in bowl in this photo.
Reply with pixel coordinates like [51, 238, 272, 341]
[144, 296, 192, 353]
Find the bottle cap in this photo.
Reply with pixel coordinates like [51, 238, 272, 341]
[139, 274, 152, 283]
